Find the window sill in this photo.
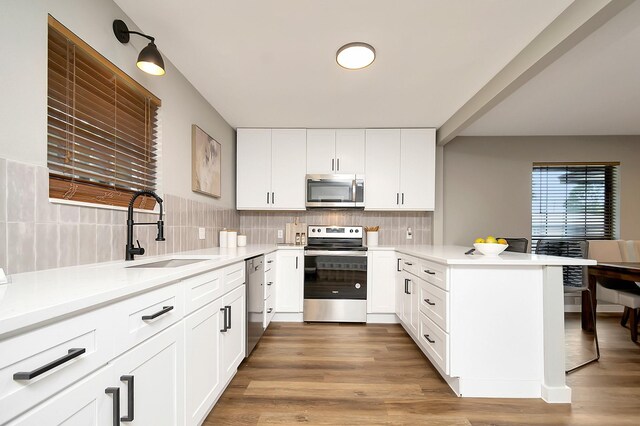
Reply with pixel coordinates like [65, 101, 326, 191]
[49, 197, 162, 215]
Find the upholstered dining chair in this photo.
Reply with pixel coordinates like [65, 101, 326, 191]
[588, 240, 640, 342]
[498, 237, 528, 253]
[535, 239, 599, 373]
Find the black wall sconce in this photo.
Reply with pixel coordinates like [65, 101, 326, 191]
[113, 19, 165, 76]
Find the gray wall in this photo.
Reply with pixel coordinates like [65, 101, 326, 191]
[443, 135, 640, 246]
[0, 0, 236, 208]
[0, 0, 239, 273]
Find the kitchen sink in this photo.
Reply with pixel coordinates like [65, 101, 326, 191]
[127, 258, 210, 268]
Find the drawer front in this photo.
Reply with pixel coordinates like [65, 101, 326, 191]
[183, 268, 224, 314]
[264, 295, 275, 329]
[418, 260, 447, 290]
[114, 283, 183, 355]
[418, 312, 449, 374]
[419, 280, 448, 331]
[0, 307, 114, 424]
[401, 256, 419, 276]
[223, 262, 246, 293]
[264, 267, 275, 300]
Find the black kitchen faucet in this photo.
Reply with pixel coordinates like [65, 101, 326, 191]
[126, 190, 165, 261]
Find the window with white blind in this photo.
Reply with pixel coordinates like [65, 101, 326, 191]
[47, 15, 161, 210]
[531, 163, 619, 249]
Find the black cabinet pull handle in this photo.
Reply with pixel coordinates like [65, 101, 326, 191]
[337, 158, 340, 171]
[397, 258, 402, 272]
[424, 269, 436, 275]
[332, 158, 335, 171]
[272, 192, 275, 204]
[404, 278, 409, 294]
[267, 307, 273, 313]
[424, 299, 436, 306]
[120, 375, 135, 422]
[220, 307, 228, 332]
[226, 305, 232, 329]
[266, 192, 270, 204]
[396, 193, 399, 205]
[267, 260, 274, 264]
[267, 281, 273, 286]
[404, 261, 413, 266]
[407, 279, 411, 295]
[295, 256, 299, 269]
[105, 387, 120, 426]
[402, 193, 405, 204]
[424, 334, 436, 344]
[13, 347, 86, 380]
[142, 305, 174, 321]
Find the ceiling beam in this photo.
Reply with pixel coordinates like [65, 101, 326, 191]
[436, 0, 636, 146]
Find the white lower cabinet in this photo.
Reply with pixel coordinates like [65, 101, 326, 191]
[184, 298, 223, 426]
[221, 285, 246, 381]
[367, 250, 396, 314]
[109, 322, 184, 426]
[8, 365, 114, 426]
[4, 260, 248, 426]
[275, 249, 303, 313]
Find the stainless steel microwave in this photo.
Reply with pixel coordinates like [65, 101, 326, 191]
[305, 174, 364, 208]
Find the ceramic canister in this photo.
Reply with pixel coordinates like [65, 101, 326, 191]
[219, 229, 228, 247]
[237, 235, 247, 247]
[227, 231, 238, 248]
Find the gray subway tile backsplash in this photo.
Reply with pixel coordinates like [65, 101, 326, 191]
[0, 158, 241, 275]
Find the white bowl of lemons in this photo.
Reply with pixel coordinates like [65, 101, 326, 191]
[473, 236, 509, 256]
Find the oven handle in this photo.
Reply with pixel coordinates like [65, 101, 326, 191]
[304, 250, 368, 257]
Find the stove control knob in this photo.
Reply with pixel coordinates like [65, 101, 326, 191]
[355, 283, 361, 289]
[311, 229, 315, 232]
[350, 229, 354, 233]
[355, 229, 359, 233]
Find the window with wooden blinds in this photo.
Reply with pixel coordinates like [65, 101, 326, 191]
[47, 16, 161, 210]
[531, 163, 619, 251]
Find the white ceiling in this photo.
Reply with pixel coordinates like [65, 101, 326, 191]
[114, 0, 572, 129]
[461, 0, 640, 136]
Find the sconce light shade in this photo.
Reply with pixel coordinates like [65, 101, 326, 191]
[137, 42, 165, 76]
[113, 19, 165, 76]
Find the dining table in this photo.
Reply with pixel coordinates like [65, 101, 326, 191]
[584, 262, 640, 331]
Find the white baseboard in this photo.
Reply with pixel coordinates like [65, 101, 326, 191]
[366, 313, 399, 324]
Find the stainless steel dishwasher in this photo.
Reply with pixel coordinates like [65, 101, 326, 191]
[246, 255, 265, 356]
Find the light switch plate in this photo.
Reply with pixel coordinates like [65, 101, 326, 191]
[198, 227, 206, 240]
[277, 229, 283, 239]
[406, 227, 413, 240]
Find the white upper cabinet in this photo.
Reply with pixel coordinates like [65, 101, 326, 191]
[365, 128, 435, 211]
[237, 129, 271, 210]
[365, 129, 401, 209]
[271, 129, 306, 209]
[306, 129, 364, 175]
[237, 128, 306, 210]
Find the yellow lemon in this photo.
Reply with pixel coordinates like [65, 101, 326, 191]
[474, 238, 485, 244]
[497, 238, 508, 245]
[485, 236, 497, 244]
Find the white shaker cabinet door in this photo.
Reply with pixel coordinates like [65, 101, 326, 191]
[335, 129, 365, 174]
[306, 129, 336, 174]
[109, 323, 184, 426]
[275, 250, 304, 313]
[221, 285, 246, 382]
[184, 298, 224, 426]
[9, 366, 113, 426]
[365, 129, 401, 210]
[237, 128, 272, 210]
[367, 250, 397, 314]
[400, 128, 436, 210]
[271, 129, 307, 210]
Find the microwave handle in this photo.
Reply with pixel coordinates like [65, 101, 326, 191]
[352, 179, 357, 202]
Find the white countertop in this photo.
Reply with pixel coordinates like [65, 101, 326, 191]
[0, 245, 278, 338]
[368, 245, 597, 266]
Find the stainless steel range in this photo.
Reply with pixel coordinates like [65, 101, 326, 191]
[303, 226, 367, 323]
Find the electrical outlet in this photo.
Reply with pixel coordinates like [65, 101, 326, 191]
[198, 227, 206, 240]
[277, 229, 284, 239]
[406, 227, 413, 240]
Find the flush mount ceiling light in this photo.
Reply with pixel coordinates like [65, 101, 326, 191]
[113, 19, 165, 76]
[336, 42, 375, 70]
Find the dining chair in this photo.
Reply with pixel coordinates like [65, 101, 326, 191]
[588, 239, 640, 342]
[498, 237, 528, 253]
[535, 239, 599, 373]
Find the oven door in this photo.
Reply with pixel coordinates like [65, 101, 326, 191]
[305, 174, 364, 208]
[303, 252, 367, 322]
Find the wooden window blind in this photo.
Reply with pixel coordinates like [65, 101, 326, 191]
[531, 163, 619, 251]
[47, 16, 161, 210]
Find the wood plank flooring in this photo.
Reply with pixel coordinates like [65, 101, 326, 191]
[204, 314, 640, 425]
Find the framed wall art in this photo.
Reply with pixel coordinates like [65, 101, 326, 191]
[191, 124, 221, 198]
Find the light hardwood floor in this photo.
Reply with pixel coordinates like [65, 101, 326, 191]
[205, 314, 640, 425]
